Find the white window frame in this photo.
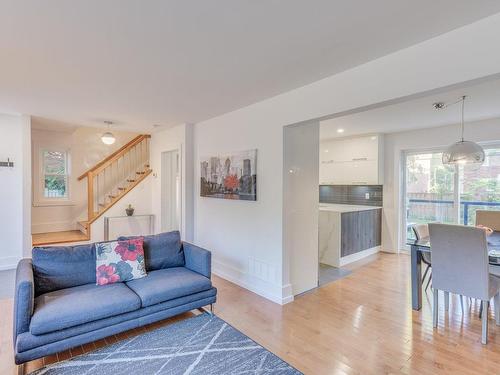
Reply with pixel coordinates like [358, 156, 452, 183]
[33, 147, 73, 207]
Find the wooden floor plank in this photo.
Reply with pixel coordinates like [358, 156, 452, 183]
[32, 230, 89, 246]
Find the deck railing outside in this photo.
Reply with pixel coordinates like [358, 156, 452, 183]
[407, 198, 500, 227]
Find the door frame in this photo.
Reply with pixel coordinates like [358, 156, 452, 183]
[160, 148, 182, 233]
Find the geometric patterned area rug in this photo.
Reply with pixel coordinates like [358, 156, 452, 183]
[30, 313, 303, 374]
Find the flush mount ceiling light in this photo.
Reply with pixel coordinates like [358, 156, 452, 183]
[101, 121, 116, 145]
[337, 128, 344, 133]
[434, 96, 485, 167]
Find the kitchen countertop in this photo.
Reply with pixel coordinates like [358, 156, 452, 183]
[319, 203, 382, 213]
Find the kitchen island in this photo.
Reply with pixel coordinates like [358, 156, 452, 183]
[319, 203, 382, 267]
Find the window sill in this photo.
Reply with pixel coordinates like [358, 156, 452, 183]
[33, 200, 75, 207]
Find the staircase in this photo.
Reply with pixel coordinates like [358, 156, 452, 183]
[32, 134, 152, 246]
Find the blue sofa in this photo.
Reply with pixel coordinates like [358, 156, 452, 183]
[13, 231, 217, 365]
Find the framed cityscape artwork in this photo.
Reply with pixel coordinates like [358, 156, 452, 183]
[200, 149, 257, 201]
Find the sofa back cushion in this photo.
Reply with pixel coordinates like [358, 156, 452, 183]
[118, 231, 184, 271]
[32, 244, 96, 296]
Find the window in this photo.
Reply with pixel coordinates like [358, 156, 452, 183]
[41, 149, 70, 200]
[458, 147, 500, 226]
[403, 145, 500, 245]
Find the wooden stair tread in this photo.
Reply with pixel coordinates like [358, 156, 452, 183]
[32, 230, 89, 246]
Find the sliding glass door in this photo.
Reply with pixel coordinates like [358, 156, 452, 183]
[459, 147, 500, 225]
[403, 146, 500, 243]
[405, 151, 456, 241]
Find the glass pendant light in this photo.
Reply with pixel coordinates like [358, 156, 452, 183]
[442, 96, 484, 166]
[101, 121, 116, 145]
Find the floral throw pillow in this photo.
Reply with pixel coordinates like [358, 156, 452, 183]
[95, 238, 147, 285]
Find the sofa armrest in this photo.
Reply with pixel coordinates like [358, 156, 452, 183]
[183, 242, 211, 279]
[13, 259, 34, 345]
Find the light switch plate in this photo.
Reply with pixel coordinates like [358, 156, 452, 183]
[365, 193, 370, 199]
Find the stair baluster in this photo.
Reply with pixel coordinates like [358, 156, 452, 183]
[76, 134, 151, 238]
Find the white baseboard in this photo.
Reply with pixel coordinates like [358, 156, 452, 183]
[32, 220, 75, 234]
[212, 259, 293, 305]
[339, 246, 380, 266]
[281, 283, 294, 304]
[0, 256, 21, 270]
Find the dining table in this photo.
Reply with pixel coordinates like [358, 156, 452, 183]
[408, 231, 500, 311]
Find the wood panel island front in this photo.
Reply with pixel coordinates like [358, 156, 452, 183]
[319, 203, 382, 267]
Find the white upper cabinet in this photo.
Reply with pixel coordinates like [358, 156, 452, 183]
[319, 134, 384, 185]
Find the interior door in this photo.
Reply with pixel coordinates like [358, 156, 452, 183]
[161, 149, 181, 232]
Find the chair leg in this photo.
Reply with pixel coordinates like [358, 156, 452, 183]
[444, 291, 449, 311]
[422, 265, 430, 285]
[433, 288, 439, 328]
[482, 300, 489, 344]
[425, 273, 432, 292]
[460, 295, 464, 314]
[495, 294, 500, 326]
[479, 300, 489, 319]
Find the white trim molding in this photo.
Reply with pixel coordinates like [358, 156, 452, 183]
[338, 246, 380, 267]
[0, 256, 21, 271]
[212, 259, 293, 305]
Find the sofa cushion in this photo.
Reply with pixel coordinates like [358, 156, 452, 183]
[30, 283, 141, 335]
[16, 288, 217, 353]
[118, 231, 184, 271]
[32, 244, 96, 296]
[126, 267, 212, 307]
[95, 238, 147, 285]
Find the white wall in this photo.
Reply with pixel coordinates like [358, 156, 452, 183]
[283, 121, 319, 297]
[31, 123, 139, 233]
[59, 175, 153, 246]
[192, 14, 500, 304]
[0, 114, 31, 269]
[150, 124, 194, 241]
[382, 117, 500, 253]
[89, 175, 153, 243]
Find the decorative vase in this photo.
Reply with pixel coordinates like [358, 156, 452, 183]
[126, 207, 134, 216]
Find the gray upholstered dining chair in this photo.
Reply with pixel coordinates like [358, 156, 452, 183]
[476, 210, 500, 231]
[414, 223, 462, 311]
[429, 223, 500, 344]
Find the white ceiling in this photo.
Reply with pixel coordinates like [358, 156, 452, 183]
[320, 76, 500, 140]
[1, 1, 500, 131]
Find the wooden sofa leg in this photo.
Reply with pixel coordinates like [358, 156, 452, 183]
[17, 363, 24, 375]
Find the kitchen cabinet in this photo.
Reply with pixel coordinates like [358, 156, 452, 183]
[319, 134, 383, 185]
[340, 209, 381, 257]
[319, 204, 382, 267]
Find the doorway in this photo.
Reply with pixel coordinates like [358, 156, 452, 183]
[161, 149, 182, 232]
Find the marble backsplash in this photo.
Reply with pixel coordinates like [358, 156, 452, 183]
[319, 185, 383, 206]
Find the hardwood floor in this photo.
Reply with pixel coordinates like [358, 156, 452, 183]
[32, 230, 88, 246]
[2, 253, 500, 374]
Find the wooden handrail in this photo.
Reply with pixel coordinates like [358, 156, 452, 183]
[77, 134, 151, 181]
